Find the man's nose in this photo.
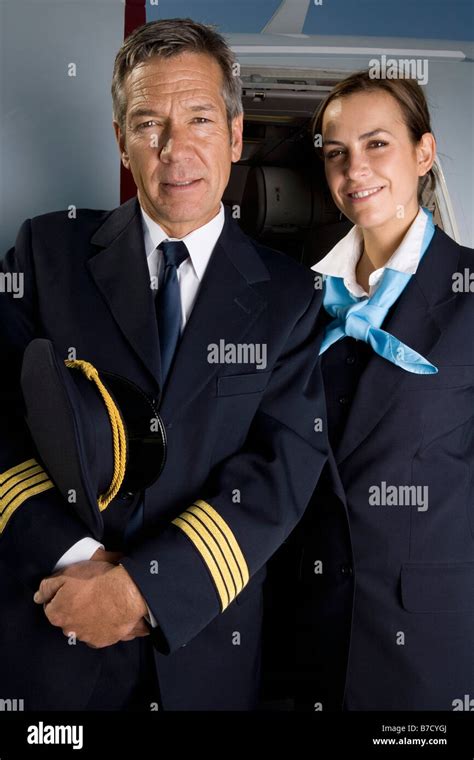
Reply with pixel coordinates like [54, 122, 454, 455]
[159, 123, 194, 163]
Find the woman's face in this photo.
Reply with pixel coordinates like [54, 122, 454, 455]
[321, 90, 434, 230]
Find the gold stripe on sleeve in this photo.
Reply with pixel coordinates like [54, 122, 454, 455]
[172, 515, 231, 610]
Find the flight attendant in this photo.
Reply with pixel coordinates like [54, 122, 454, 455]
[264, 70, 474, 711]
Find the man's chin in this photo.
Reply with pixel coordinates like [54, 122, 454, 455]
[152, 196, 218, 222]
[143, 200, 220, 236]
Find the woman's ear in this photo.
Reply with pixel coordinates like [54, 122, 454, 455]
[416, 132, 436, 178]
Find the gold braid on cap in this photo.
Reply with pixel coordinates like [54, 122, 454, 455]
[64, 360, 127, 511]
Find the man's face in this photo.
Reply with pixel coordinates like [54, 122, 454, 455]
[114, 51, 243, 238]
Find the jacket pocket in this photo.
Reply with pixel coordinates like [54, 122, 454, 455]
[217, 371, 272, 397]
[404, 365, 474, 390]
[401, 561, 474, 612]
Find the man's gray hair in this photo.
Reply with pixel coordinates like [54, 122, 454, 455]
[111, 18, 243, 133]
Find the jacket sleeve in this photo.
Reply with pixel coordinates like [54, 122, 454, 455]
[121, 284, 328, 654]
[0, 219, 94, 589]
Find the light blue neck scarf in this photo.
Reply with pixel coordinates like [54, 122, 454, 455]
[319, 208, 437, 374]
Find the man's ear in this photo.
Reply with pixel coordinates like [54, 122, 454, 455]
[113, 120, 131, 170]
[230, 113, 244, 163]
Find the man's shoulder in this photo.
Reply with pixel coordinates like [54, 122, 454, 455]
[23, 198, 139, 261]
[29, 205, 116, 238]
[235, 228, 316, 306]
[253, 238, 312, 282]
[224, 213, 315, 292]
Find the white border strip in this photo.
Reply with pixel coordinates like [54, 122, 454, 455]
[233, 46, 465, 60]
[434, 158, 461, 243]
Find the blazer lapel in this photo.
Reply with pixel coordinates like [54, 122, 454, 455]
[335, 228, 461, 465]
[160, 209, 270, 422]
[87, 197, 162, 391]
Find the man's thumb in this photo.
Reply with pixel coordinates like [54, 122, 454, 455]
[33, 576, 65, 604]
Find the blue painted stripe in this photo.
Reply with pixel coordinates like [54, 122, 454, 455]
[302, 0, 474, 41]
[147, 0, 473, 41]
[147, 0, 282, 33]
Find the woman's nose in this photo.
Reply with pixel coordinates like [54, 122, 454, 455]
[344, 151, 370, 180]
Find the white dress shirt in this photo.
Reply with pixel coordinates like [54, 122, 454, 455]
[53, 203, 226, 623]
[143, 202, 225, 328]
[312, 207, 430, 297]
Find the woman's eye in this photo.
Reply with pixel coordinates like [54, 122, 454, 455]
[324, 149, 345, 160]
[368, 140, 388, 149]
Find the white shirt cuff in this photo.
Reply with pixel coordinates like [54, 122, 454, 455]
[144, 604, 159, 628]
[54, 538, 104, 571]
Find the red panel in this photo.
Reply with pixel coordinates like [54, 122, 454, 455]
[121, 0, 146, 203]
[124, 0, 146, 38]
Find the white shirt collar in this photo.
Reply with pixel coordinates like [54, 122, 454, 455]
[140, 202, 225, 281]
[312, 207, 429, 297]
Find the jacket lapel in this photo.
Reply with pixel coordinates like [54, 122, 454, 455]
[87, 197, 162, 391]
[335, 228, 461, 465]
[160, 208, 270, 422]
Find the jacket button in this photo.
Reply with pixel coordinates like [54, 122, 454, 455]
[346, 355, 356, 365]
[338, 395, 350, 405]
[340, 564, 353, 576]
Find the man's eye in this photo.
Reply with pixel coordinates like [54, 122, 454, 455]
[138, 121, 158, 130]
[193, 117, 211, 124]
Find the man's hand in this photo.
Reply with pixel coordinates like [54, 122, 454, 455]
[33, 561, 150, 648]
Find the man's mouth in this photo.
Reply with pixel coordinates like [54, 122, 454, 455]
[162, 179, 202, 189]
[346, 186, 385, 201]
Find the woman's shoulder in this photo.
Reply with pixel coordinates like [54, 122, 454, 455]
[432, 226, 473, 258]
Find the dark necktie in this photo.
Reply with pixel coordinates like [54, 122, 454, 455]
[125, 240, 188, 548]
[155, 240, 189, 384]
